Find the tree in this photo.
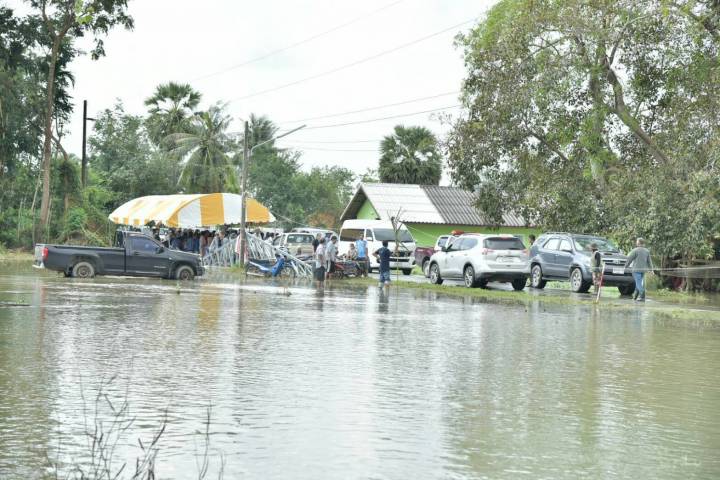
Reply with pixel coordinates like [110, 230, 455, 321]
[448, 0, 720, 260]
[32, 0, 133, 241]
[89, 102, 179, 206]
[144, 81, 201, 148]
[167, 104, 238, 194]
[379, 125, 441, 185]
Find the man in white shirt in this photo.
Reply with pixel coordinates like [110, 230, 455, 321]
[314, 238, 326, 286]
[324, 236, 338, 280]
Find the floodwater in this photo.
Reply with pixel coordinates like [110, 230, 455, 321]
[1, 261, 719, 479]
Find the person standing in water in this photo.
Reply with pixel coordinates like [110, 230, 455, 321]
[374, 240, 392, 288]
[626, 237, 654, 302]
[314, 237, 326, 287]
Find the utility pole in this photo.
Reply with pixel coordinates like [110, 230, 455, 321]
[81, 100, 96, 188]
[237, 122, 306, 269]
[238, 120, 250, 268]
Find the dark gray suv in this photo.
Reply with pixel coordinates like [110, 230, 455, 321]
[528, 233, 636, 295]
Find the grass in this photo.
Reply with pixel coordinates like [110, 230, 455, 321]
[350, 276, 720, 323]
[0, 248, 33, 261]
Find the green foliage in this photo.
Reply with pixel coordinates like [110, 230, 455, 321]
[379, 125, 441, 185]
[168, 104, 238, 194]
[144, 82, 201, 148]
[449, 0, 720, 261]
[89, 101, 180, 207]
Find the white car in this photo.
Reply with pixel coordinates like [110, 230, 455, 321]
[428, 234, 529, 289]
[338, 219, 416, 274]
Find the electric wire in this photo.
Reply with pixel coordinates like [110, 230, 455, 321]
[230, 17, 478, 101]
[279, 91, 459, 124]
[282, 146, 379, 152]
[190, 0, 406, 82]
[282, 139, 381, 144]
[298, 104, 461, 130]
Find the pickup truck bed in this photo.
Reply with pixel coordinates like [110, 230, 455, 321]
[34, 232, 204, 280]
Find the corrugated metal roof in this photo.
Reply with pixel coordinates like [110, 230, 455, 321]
[340, 183, 528, 227]
[363, 183, 444, 223]
[421, 185, 526, 227]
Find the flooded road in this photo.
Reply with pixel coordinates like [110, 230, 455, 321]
[1, 262, 719, 479]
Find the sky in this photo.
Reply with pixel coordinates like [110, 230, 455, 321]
[7, 0, 497, 176]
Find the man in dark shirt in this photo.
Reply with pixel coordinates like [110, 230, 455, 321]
[312, 233, 322, 252]
[374, 240, 392, 287]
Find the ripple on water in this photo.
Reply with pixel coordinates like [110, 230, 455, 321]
[0, 271, 719, 479]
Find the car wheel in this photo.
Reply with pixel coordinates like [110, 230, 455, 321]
[618, 284, 635, 296]
[422, 259, 430, 277]
[463, 265, 478, 288]
[175, 265, 195, 281]
[570, 267, 590, 293]
[72, 261, 95, 278]
[530, 264, 546, 289]
[429, 263, 443, 285]
[511, 279, 526, 291]
[402, 269, 412, 276]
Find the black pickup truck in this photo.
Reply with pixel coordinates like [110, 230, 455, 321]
[33, 232, 204, 280]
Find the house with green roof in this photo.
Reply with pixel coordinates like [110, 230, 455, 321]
[340, 183, 537, 247]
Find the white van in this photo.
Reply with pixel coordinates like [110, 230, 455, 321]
[338, 219, 416, 275]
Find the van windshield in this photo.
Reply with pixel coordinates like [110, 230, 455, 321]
[373, 228, 413, 242]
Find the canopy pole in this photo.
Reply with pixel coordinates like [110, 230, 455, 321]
[238, 120, 250, 268]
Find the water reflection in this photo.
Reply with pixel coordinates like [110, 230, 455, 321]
[0, 267, 719, 478]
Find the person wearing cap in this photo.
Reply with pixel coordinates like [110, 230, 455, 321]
[626, 237, 654, 301]
[589, 242, 602, 292]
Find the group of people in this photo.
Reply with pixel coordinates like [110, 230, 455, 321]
[310, 232, 392, 288]
[155, 228, 233, 258]
[312, 234, 339, 285]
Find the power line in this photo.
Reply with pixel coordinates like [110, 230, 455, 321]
[299, 104, 461, 130]
[279, 91, 459, 124]
[284, 146, 379, 152]
[230, 16, 478, 102]
[282, 139, 381, 144]
[190, 0, 405, 82]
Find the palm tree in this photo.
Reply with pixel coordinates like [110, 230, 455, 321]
[144, 82, 202, 148]
[167, 105, 238, 193]
[247, 114, 278, 149]
[378, 125, 442, 185]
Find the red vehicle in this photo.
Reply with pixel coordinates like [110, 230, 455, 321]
[415, 231, 463, 277]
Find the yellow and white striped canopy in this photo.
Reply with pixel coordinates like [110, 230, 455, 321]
[108, 193, 275, 228]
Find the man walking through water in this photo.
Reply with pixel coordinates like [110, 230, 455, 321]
[626, 237, 654, 302]
[374, 240, 392, 288]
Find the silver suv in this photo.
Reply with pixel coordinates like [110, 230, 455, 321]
[428, 234, 529, 290]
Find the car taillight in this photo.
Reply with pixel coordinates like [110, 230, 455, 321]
[481, 248, 494, 255]
[42, 247, 49, 261]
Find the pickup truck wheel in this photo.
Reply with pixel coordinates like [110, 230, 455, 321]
[72, 261, 95, 278]
[618, 284, 635, 296]
[463, 265, 478, 288]
[402, 269, 412, 276]
[530, 264, 547, 289]
[175, 265, 195, 281]
[570, 267, 591, 293]
[429, 263, 443, 285]
[422, 258, 430, 277]
[511, 279, 526, 291]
